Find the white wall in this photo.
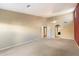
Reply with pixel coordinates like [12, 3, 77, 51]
[0, 9, 74, 50]
[0, 9, 46, 50]
[47, 12, 74, 40]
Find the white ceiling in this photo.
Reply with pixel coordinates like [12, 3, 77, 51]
[0, 3, 77, 17]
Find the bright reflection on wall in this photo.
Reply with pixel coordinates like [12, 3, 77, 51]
[0, 23, 35, 50]
[0, 23, 29, 33]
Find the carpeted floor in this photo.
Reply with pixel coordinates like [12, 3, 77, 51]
[0, 39, 79, 56]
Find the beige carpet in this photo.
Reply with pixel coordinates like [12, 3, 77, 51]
[0, 39, 79, 56]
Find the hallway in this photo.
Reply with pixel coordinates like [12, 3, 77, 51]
[0, 39, 79, 56]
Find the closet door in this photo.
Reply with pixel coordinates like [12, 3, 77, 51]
[74, 3, 79, 46]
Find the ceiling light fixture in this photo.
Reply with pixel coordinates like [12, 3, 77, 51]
[26, 5, 31, 8]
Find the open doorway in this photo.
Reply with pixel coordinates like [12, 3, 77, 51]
[55, 24, 61, 38]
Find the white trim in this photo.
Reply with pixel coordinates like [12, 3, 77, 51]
[0, 39, 38, 51]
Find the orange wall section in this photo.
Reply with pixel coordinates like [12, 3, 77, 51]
[74, 3, 79, 46]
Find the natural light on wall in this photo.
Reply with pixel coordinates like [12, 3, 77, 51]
[0, 23, 34, 50]
[51, 8, 75, 17]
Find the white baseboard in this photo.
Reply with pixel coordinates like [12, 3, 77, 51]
[0, 39, 38, 51]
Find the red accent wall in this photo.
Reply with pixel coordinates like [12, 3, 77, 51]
[74, 3, 79, 45]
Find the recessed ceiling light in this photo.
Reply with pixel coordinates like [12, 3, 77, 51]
[51, 21, 56, 24]
[26, 5, 31, 8]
